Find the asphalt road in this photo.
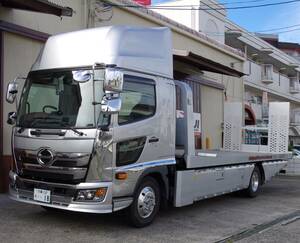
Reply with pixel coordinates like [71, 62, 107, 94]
[0, 176, 300, 243]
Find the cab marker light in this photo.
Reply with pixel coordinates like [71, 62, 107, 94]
[115, 172, 128, 180]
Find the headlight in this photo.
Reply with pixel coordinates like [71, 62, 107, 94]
[75, 187, 107, 202]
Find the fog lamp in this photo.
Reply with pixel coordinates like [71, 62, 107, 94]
[75, 187, 107, 202]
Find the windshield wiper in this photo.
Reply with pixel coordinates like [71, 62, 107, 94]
[22, 116, 87, 136]
[27, 118, 86, 136]
[60, 122, 86, 136]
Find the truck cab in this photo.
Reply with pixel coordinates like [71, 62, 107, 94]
[7, 26, 178, 226]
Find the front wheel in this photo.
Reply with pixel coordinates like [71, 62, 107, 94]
[128, 177, 160, 227]
[244, 166, 261, 197]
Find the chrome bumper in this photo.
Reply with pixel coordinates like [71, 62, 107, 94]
[9, 171, 132, 214]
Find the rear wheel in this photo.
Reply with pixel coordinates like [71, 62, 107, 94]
[128, 177, 160, 227]
[244, 166, 261, 197]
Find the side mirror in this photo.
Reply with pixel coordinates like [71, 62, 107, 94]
[6, 82, 18, 104]
[104, 69, 123, 92]
[7, 112, 17, 125]
[101, 96, 122, 114]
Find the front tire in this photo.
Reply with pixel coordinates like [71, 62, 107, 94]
[128, 177, 160, 227]
[244, 166, 261, 197]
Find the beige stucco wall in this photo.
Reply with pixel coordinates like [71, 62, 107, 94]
[222, 75, 244, 102]
[203, 71, 244, 102]
[3, 32, 43, 155]
[201, 85, 224, 149]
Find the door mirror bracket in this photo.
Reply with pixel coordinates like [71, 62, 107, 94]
[7, 112, 17, 125]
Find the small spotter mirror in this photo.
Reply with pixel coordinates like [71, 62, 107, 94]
[6, 82, 18, 104]
[72, 70, 92, 82]
[104, 69, 124, 92]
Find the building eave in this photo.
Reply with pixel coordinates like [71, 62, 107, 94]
[174, 49, 245, 77]
[0, 0, 73, 17]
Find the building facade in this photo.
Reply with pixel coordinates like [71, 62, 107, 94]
[154, 0, 300, 147]
[225, 22, 300, 146]
[0, 0, 244, 192]
[259, 33, 300, 62]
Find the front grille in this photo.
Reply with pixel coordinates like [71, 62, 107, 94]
[15, 149, 91, 184]
[16, 178, 76, 197]
[21, 170, 82, 184]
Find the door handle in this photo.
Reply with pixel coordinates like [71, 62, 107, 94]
[149, 137, 159, 143]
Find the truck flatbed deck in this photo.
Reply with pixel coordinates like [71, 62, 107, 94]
[176, 147, 290, 169]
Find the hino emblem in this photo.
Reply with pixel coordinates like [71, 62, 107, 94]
[37, 148, 54, 166]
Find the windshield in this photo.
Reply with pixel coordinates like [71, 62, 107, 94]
[17, 69, 104, 129]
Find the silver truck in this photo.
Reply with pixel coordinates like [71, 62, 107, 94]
[6, 26, 289, 227]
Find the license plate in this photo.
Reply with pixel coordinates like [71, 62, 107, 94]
[34, 188, 51, 203]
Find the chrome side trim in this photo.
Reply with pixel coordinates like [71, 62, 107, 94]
[116, 158, 176, 172]
[197, 152, 217, 157]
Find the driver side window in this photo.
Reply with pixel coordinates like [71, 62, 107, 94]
[118, 76, 156, 125]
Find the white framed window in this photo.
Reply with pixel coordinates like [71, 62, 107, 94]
[261, 64, 273, 81]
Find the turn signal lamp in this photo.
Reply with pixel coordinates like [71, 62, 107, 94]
[95, 188, 107, 198]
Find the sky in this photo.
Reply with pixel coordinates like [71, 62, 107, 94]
[151, 0, 300, 43]
[227, 0, 300, 43]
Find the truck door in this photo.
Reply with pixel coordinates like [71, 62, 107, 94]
[112, 74, 176, 197]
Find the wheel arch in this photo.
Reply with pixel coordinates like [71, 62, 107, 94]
[134, 166, 171, 207]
